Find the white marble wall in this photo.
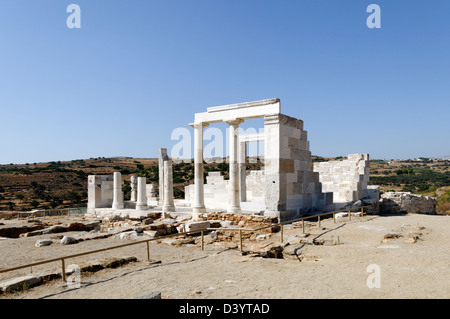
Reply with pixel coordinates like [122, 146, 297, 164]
[87, 175, 114, 214]
[313, 154, 370, 206]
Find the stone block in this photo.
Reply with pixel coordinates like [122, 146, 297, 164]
[184, 221, 211, 232]
[60, 236, 78, 245]
[35, 239, 53, 247]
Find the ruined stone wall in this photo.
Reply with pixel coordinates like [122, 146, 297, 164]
[264, 114, 333, 218]
[87, 175, 114, 214]
[380, 192, 437, 214]
[313, 154, 369, 205]
[245, 170, 265, 202]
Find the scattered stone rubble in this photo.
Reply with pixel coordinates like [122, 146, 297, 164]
[380, 192, 437, 215]
[382, 224, 427, 244]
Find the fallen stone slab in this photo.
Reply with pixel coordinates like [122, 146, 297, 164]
[115, 231, 142, 240]
[143, 230, 162, 238]
[60, 236, 78, 245]
[0, 275, 42, 294]
[183, 221, 210, 233]
[335, 212, 348, 219]
[1, 225, 46, 238]
[35, 239, 53, 247]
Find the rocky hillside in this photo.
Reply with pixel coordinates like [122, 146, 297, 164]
[0, 156, 448, 214]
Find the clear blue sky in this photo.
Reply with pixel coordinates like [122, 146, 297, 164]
[0, 0, 449, 164]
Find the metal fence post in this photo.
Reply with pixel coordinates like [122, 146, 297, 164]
[61, 259, 66, 282]
[280, 224, 283, 243]
[239, 229, 243, 252]
[201, 230, 204, 251]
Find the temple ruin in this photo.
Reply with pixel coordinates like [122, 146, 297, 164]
[87, 98, 377, 221]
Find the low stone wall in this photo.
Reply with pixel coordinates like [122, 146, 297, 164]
[196, 212, 280, 233]
[380, 192, 437, 214]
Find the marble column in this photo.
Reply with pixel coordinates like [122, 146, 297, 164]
[136, 177, 148, 210]
[158, 148, 169, 206]
[130, 176, 137, 202]
[239, 141, 247, 202]
[162, 160, 175, 214]
[112, 172, 124, 210]
[189, 122, 209, 219]
[226, 119, 244, 213]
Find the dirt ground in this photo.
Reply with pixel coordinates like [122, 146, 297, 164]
[0, 213, 449, 299]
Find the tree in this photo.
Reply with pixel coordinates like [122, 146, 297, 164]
[30, 200, 39, 209]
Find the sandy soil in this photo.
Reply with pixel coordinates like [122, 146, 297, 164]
[0, 213, 449, 299]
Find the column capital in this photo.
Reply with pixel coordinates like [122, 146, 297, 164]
[189, 122, 210, 129]
[224, 118, 244, 126]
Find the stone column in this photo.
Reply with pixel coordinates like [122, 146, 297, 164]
[226, 119, 244, 213]
[158, 148, 169, 206]
[112, 172, 124, 210]
[162, 160, 175, 215]
[263, 114, 286, 218]
[130, 176, 137, 202]
[136, 177, 148, 210]
[238, 141, 247, 202]
[189, 122, 209, 219]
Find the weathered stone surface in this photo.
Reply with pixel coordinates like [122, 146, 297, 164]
[133, 227, 144, 233]
[143, 230, 164, 238]
[0, 275, 42, 294]
[115, 231, 139, 239]
[184, 221, 210, 233]
[1, 225, 45, 238]
[136, 291, 162, 299]
[60, 236, 78, 245]
[44, 225, 68, 234]
[35, 239, 53, 247]
[380, 192, 437, 215]
[141, 218, 154, 225]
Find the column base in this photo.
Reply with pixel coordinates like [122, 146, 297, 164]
[227, 206, 241, 214]
[192, 206, 206, 220]
[112, 204, 124, 210]
[162, 205, 176, 213]
[136, 204, 148, 211]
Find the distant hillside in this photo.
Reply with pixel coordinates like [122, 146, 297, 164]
[0, 156, 448, 213]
